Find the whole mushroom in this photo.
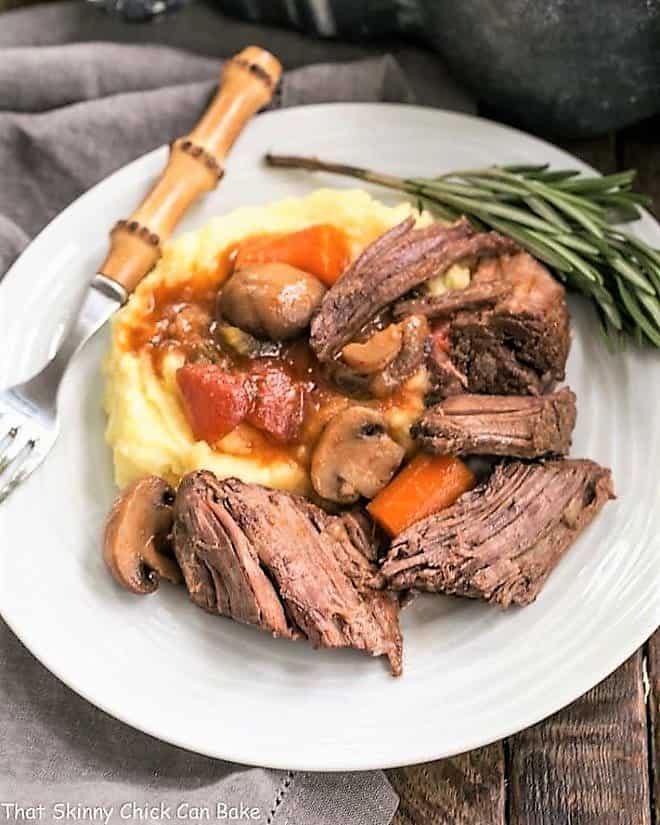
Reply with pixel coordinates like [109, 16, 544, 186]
[218, 262, 326, 341]
[311, 407, 405, 504]
[103, 475, 181, 595]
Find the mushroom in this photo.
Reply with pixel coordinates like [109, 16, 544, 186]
[370, 315, 429, 398]
[103, 475, 181, 595]
[311, 407, 405, 504]
[218, 262, 326, 341]
[329, 315, 429, 400]
[341, 324, 403, 373]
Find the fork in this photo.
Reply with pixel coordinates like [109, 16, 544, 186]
[0, 46, 282, 505]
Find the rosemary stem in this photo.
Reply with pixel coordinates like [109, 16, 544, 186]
[264, 153, 409, 194]
[264, 152, 660, 348]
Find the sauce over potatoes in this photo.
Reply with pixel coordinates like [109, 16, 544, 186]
[104, 190, 427, 494]
[109, 199, 429, 495]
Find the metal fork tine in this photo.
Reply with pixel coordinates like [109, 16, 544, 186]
[0, 426, 21, 474]
[0, 439, 38, 504]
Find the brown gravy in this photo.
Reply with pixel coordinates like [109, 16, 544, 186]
[118, 235, 417, 468]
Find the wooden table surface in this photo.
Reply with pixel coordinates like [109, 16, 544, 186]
[1, 2, 658, 814]
[388, 122, 660, 825]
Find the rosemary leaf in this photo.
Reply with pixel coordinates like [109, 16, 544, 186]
[418, 198, 458, 224]
[478, 217, 574, 272]
[501, 163, 550, 174]
[558, 170, 637, 193]
[638, 292, 660, 331]
[438, 193, 565, 235]
[264, 153, 660, 347]
[444, 175, 531, 197]
[638, 258, 660, 297]
[595, 191, 652, 208]
[529, 181, 608, 217]
[606, 253, 656, 295]
[528, 183, 606, 237]
[522, 196, 573, 231]
[616, 277, 660, 346]
[604, 204, 643, 224]
[622, 233, 660, 268]
[594, 289, 624, 331]
[526, 230, 603, 284]
[551, 233, 602, 257]
[410, 179, 498, 201]
[527, 169, 582, 183]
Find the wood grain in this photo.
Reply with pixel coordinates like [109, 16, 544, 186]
[98, 46, 281, 294]
[619, 124, 660, 823]
[507, 650, 651, 825]
[648, 632, 659, 825]
[387, 743, 505, 825]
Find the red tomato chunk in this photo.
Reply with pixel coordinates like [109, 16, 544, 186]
[177, 364, 251, 444]
[246, 367, 304, 444]
[177, 363, 304, 446]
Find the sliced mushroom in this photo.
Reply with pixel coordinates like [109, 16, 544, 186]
[370, 315, 429, 398]
[103, 476, 181, 595]
[328, 316, 429, 400]
[311, 407, 405, 504]
[218, 262, 326, 341]
[341, 324, 403, 373]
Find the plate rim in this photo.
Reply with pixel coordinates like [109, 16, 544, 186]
[1, 102, 659, 771]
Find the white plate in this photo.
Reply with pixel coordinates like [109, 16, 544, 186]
[1, 104, 659, 771]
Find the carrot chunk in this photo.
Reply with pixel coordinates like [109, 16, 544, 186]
[235, 224, 350, 286]
[367, 453, 475, 536]
[176, 364, 250, 444]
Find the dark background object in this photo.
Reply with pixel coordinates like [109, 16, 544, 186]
[87, 0, 188, 22]
[420, 0, 660, 138]
[218, 0, 660, 138]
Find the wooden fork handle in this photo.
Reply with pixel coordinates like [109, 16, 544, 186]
[98, 46, 282, 295]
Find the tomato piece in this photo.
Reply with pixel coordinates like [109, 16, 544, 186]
[235, 224, 350, 286]
[176, 364, 251, 444]
[246, 367, 304, 443]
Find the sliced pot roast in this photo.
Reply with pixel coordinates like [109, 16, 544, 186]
[413, 387, 577, 458]
[448, 252, 570, 395]
[310, 217, 518, 362]
[380, 459, 614, 607]
[173, 471, 403, 675]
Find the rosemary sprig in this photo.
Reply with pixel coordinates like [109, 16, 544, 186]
[265, 153, 660, 348]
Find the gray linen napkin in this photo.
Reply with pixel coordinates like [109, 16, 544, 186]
[0, 6, 473, 823]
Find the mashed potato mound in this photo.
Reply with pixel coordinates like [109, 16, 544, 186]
[104, 189, 431, 492]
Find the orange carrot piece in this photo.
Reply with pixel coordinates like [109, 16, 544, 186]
[234, 224, 350, 286]
[367, 453, 475, 537]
